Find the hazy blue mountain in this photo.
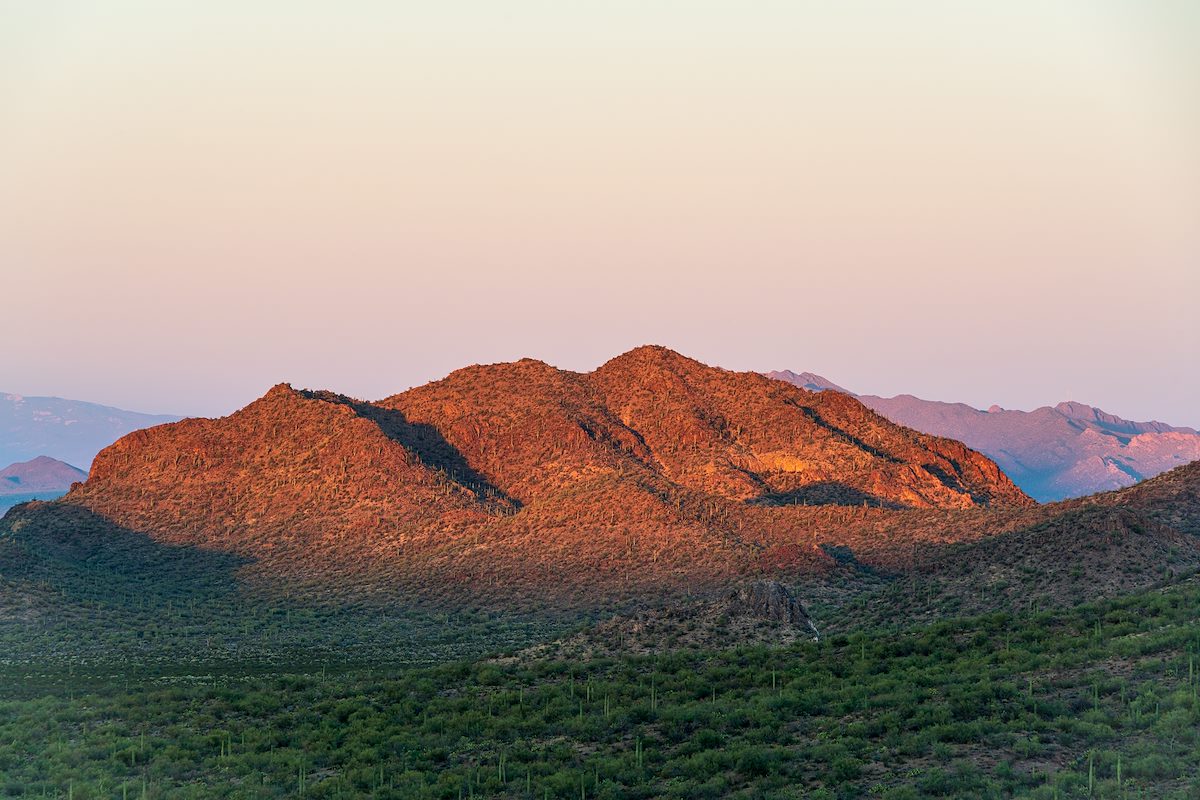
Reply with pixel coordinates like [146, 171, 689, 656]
[767, 372, 1200, 502]
[1, 392, 181, 471]
[0, 455, 87, 494]
[0, 455, 85, 515]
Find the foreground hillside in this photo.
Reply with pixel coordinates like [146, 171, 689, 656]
[2, 465, 1197, 798]
[830, 461, 1200, 626]
[767, 371, 1200, 501]
[43, 347, 1032, 606]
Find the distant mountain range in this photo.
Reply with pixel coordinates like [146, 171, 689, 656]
[1, 393, 181, 471]
[766, 371, 1200, 502]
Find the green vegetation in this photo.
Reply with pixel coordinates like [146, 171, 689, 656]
[3, 581, 1199, 798]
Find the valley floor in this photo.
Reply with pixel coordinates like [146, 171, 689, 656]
[2, 579, 1199, 799]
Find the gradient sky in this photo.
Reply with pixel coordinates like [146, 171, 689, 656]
[2, 2, 1198, 424]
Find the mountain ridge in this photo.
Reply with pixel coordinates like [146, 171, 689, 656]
[21, 346, 1033, 606]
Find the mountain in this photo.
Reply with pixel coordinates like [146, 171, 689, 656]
[0, 455, 86, 495]
[762, 370, 849, 393]
[767, 373, 1200, 502]
[1, 392, 181, 470]
[4, 358, 1199, 800]
[28, 346, 1030, 606]
[382, 347, 1029, 510]
[11, 348, 1198, 616]
[0, 455, 87, 515]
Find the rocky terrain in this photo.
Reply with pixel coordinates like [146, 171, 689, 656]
[767, 371, 1200, 501]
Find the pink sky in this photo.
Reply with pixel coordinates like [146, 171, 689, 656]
[2, 3, 1198, 424]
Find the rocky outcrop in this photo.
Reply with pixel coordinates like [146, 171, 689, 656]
[725, 580, 820, 639]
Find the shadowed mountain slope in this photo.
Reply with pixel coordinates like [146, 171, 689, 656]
[834, 460, 1200, 628]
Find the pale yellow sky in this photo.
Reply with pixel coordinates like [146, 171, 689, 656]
[2, 2, 1198, 423]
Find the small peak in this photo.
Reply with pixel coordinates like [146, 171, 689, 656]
[515, 357, 551, 366]
[987, 404, 1004, 413]
[624, 344, 683, 358]
[601, 345, 699, 371]
[258, 383, 349, 405]
[440, 357, 558, 384]
[1054, 401, 1095, 418]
